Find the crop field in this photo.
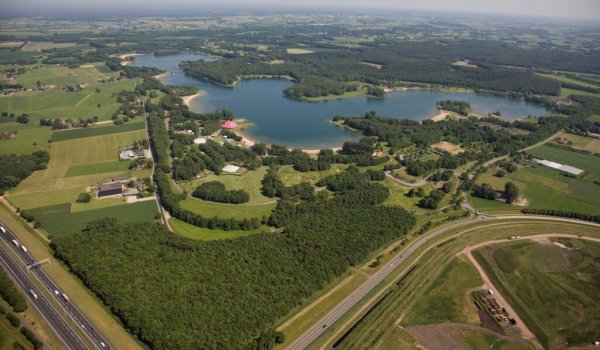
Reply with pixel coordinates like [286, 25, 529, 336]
[473, 165, 600, 215]
[474, 239, 600, 349]
[528, 144, 600, 173]
[403, 256, 482, 325]
[7, 130, 150, 209]
[0, 78, 138, 121]
[0, 48, 37, 62]
[178, 166, 272, 204]
[50, 120, 145, 142]
[180, 198, 276, 219]
[14, 64, 115, 88]
[170, 217, 267, 240]
[29, 201, 159, 238]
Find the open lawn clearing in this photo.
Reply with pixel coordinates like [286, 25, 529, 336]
[0, 79, 138, 122]
[286, 48, 314, 54]
[278, 164, 349, 187]
[29, 201, 159, 238]
[536, 73, 600, 89]
[50, 120, 145, 142]
[403, 256, 482, 325]
[0, 126, 51, 155]
[178, 166, 271, 204]
[383, 178, 432, 212]
[551, 131, 600, 153]
[49, 129, 147, 166]
[0, 203, 143, 350]
[474, 165, 600, 215]
[431, 141, 464, 155]
[180, 198, 275, 219]
[170, 217, 266, 240]
[527, 144, 600, 174]
[560, 87, 599, 97]
[14, 65, 114, 89]
[474, 239, 600, 349]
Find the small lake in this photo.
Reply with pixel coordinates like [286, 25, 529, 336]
[132, 53, 548, 149]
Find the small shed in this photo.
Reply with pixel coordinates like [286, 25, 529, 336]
[222, 165, 240, 173]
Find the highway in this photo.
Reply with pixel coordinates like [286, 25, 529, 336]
[285, 214, 600, 350]
[0, 222, 112, 350]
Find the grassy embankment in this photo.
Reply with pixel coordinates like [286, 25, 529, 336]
[474, 238, 600, 349]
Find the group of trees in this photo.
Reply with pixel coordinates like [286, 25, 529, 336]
[0, 151, 49, 195]
[315, 166, 384, 192]
[261, 166, 314, 201]
[521, 209, 600, 223]
[436, 100, 471, 116]
[192, 181, 250, 204]
[0, 268, 27, 312]
[52, 181, 415, 350]
[473, 181, 520, 204]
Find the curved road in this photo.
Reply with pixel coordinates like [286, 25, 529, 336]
[285, 214, 599, 350]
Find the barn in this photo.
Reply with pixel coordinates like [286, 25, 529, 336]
[98, 182, 124, 198]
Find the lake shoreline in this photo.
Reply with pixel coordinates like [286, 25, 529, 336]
[181, 92, 206, 108]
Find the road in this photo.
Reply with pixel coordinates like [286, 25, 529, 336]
[285, 214, 600, 350]
[0, 222, 112, 350]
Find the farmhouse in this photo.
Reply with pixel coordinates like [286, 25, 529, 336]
[119, 147, 151, 160]
[222, 164, 240, 173]
[98, 182, 124, 198]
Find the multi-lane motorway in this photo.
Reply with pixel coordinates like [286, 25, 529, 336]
[0, 222, 112, 350]
[285, 215, 600, 350]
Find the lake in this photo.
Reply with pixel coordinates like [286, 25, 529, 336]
[132, 53, 549, 149]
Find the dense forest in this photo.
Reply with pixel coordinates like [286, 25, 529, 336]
[53, 183, 415, 350]
[179, 40, 572, 98]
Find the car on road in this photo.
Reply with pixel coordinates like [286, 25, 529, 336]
[11, 239, 18, 247]
[20, 245, 27, 253]
[0, 227, 6, 233]
[29, 289, 38, 299]
[54, 290, 60, 296]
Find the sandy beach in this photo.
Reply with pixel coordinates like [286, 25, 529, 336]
[153, 72, 170, 80]
[117, 53, 144, 60]
[430, 109, 449, 122]
[181, 92, 205, 108]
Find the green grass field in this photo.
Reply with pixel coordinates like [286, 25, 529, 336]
[14, 64, 115, 89]
[403, 256, 483, 325]
[0, 309, 33, 350]
[65, 161, 132, 177]
[50, 120, 145, 142]
[528, 144, 600, 173]
[170, 217, 267, 240]
[278, 164, 349, 187]
[178, 166, 272, 204]
[29, 201, 159, 238]
[180, 198, 276, 219]
[473, 165, 600, 215]
[474, 239, 600, 349]
[0, 78, 138, 122]
[0, 123, 51, 155]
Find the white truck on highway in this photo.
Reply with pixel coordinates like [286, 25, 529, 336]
[11, 240, 18, 247]
[0, 227, 6, 233]
[20, 245, 27, 253]
[61, 293, 70, 302]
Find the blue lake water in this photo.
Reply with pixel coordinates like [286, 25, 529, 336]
[133, 53, 548, 149]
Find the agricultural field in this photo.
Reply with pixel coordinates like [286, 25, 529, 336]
[527, 144, 600, 179]
[0, 122, 51, 155]
[473, 165, 600, 215]
[29, 200, 159, 238]
[169, 217, 267, 241]
[474, 238, 600, 349]
[50, 119, 145, 142]
[13, 64, 115, 89]
[548, 132, 600, 154]
[0, 78, 138, 122]
[403, 256, 482, 325]
[6, 129, 150, 209]
[178, 166, 272, 204]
